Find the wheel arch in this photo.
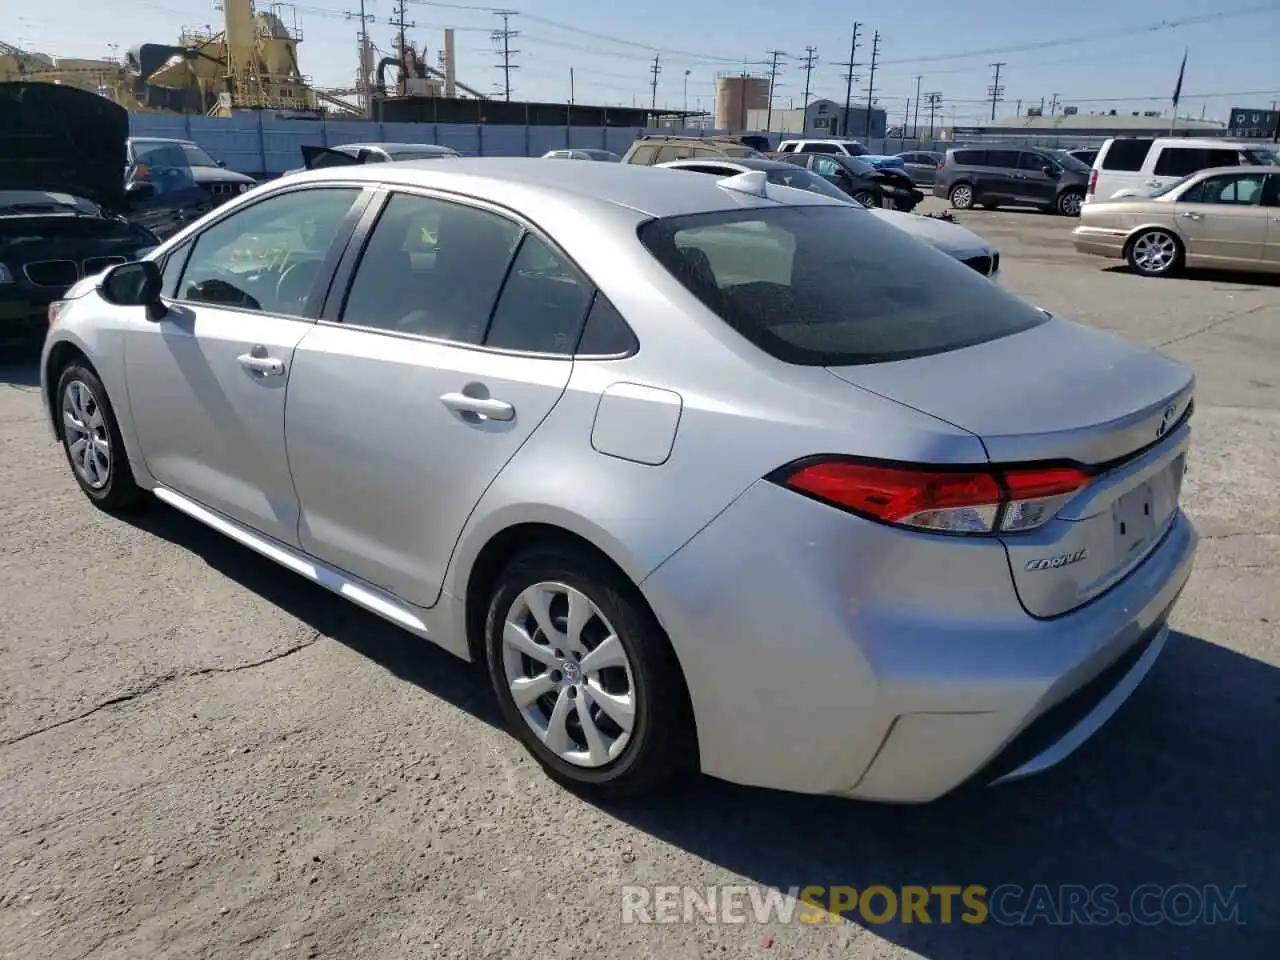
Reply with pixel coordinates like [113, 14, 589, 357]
[1122, 222, 1186, 259]
[43, 338, 95, 435]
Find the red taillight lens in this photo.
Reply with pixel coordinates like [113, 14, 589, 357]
[1088, 168, 1098, 196]
[775, 459, 1091, 536]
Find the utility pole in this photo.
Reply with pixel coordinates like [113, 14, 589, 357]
[492, 10, 519, 101]
[1015, 98, 1022, 115]
[912, 74, 921, 140]
[863, 30, 880, 139]
[569, 66, 574, 105]
[900, 97, 909, 148]
[837, 24, 861, 138]
[987, 61, 1005, 122]
[925, 91, 942, 140]
[765, 49, 786, 133]
[800, 45, 818, 118]
[344, 0, 375, 115]
[649, 53, 661, 119]
[391, 0, 416, 97]
[1049, 92, 1060, 116]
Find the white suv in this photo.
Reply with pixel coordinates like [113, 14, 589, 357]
[776, 139, 870, 157]
[1087, 137, 1279, 202]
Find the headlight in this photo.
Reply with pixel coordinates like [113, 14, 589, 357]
[0, 263, 13, 284]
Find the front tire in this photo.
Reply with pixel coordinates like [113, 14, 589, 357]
[484, 544, 696, 799]
[1126, 229, 1183, 277]
[55, 363, 145, 513]
[1057, 189, 1085, 217]
[949, 183, 975, 209]
[851, 189, 878, 208]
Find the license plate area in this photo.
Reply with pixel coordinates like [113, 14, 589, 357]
[1112, 453, 1184, 560]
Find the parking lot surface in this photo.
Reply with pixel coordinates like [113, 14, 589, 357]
[2, 203, 1277, 959]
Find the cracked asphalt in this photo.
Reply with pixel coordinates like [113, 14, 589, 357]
[1, 203, 1277, 960]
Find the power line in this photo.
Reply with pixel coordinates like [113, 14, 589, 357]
[863, 29, 880, 138]
[491, 9, 518, 100]
[836, 24, 861, 138]
[987, 61, 1005, 121]
[765, 49, 787, 132]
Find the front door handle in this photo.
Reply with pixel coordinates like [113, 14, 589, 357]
[440, 392, 515, 421]
[1179, 211, 1202, 221]
[237, 352, 286, 376]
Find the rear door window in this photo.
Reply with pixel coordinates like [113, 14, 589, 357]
[483, 234, 594, 355]
[1100, 139, 1153, 171]
[985, 150, 1020, 169]
[637, 206, 1048, 366]
[654, 146, 690, 163]
[1191, 173, 1268, 205]
[952, 150, 985, 166]
[805, 142, 840, 154]
[1152, 147, 1241, 177]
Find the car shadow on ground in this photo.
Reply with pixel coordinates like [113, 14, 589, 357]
[1102, 264, 1280, 288]
[132, 503, 1276, 958]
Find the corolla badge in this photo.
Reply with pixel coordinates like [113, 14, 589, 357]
[1157, 402, 1178, 438]
[1025, 549, 1088, 572]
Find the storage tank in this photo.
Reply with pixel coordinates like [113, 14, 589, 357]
[714, 74, 769, 132]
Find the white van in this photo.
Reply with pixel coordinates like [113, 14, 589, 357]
[1087, 137, 1279, 202]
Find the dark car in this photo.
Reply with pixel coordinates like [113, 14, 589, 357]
[127, 137, 257, 209]
[776, 152, 924, 211]
[934, 146, 1090, 216]
[1, 82, 182, 346]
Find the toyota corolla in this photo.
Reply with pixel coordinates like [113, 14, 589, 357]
[40, 159, 1196, 802]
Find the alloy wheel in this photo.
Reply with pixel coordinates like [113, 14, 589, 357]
[1131, 231, 1178, 275]
[501, 582, 637, 768]
[852, 191, 878, 208]
[1059, 191, 1083, 216]
[950, 184, 973, 209]
[61, 380, 111, 490]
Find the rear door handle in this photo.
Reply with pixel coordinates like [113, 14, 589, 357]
[440, 392, 515, 421]
[237, 353, 286, 376]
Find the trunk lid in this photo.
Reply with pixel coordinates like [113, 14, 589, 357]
[828, 317, 1194, 617]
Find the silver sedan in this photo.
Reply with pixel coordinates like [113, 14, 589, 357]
[41, 159, 1197, 803]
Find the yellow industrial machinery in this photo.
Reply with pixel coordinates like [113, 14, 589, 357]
[0, 41, 160, 110]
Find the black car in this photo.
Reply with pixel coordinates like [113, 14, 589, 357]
[1, 82, 193, 346]
[775, 152, 924, 211]
[933, 146, 1091, 216]
[127, 136, 257, 207]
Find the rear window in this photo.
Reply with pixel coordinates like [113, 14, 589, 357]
[1100, 139, 1153, 171]
[637, 206, 1048, 366]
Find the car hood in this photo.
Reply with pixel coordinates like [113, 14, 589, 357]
[0, 82, 127, 211]
[190, 165, 256, 184]
[865, 208, 991, 256]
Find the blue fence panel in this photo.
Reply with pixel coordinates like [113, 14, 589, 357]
[479, 125, 530, 157]
[432, 124, 482, 156]
[528, 127, 571, 156]
[184, 114, 265, 174]
[565, 127, 608, 151]
[605, 127, 643, 155]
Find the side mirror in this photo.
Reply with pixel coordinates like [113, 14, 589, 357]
[1042, 165, 1059, 176]
[216, 159, 227, 168]
[100, 260, 162, 307]
[125, 180, 157, 201]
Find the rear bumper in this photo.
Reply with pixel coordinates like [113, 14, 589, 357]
[1073, 225, 1128, 259]
[641, 481, 1198, 803]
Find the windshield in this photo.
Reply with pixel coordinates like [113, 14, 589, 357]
[1242, 147, 1280, 166]
[638, 206, 1047, 366]
[180, 143, 220, 167]
[763, 168, 853, 203]
[835, 155, 876, 176]
[1049, 150, 1092, 174]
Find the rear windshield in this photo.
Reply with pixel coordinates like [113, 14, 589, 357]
[637, 206, 1048, 366]
[1050, 151, 1092, 174]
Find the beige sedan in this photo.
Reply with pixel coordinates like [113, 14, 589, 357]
[1074, 165, 1280, 277]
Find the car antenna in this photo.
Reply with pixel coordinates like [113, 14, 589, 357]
[716, 170, 771, 198]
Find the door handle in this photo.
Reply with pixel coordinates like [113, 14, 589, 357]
[1179, 211, 1202, 221]
[440, 392, 515, 421]
[1146, 180, 1164, 187]
[237, 353, 286, 376]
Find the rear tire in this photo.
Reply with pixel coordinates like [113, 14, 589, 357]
[949, 183, 975, 209]
[484, 544, 697, 800]
[1126, 229, 1183, 278]
[55, 363, 146, 514]
[851, 189, 878, 208]
[1057, 189, 1085, 217]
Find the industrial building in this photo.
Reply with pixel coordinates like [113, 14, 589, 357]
[955, 112, 1227, 139]
[744, 98, 888, 140]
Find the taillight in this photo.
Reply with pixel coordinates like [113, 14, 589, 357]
[772, 458, 1091, 536]
[1088, 168, 1098, 196]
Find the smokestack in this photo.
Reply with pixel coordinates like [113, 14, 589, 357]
[444, 28, 456, 98]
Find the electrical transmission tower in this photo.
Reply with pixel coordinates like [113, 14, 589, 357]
[649, 53, 662, 117]
[765, 49, 787, 132]
[836, 24, 861, 137]
[987, 61, 1006, 121]
[799, 46, 818, 114]
[492, 10, 519, 101]
[863, 29, 880, 139]
[925, 91, 943, 139]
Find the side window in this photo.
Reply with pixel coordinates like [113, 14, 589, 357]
[1196, 174, 1267, 205]
[806, 143, 839, 154]
[160, 242, 191, 298]
[777, 143, 795, 153]
[689, 147, 720, 158]
[177, 187, 360, 316]
[1263, 175, 1280, 208]
[342, 192, 522, 343]
[484, 234, 594, 354]
[629, 145, 659, 165]
[1100, 139, 1153, 171]
[813, 157, 841, 177]
[1019, 152, 1050, 171]
[1153, 148, 1207, 177]
[952, 150, 985, 166]
[576, 293, 638, 357]
[654, 146, 690, 163]
[985, 150, 1020, 168]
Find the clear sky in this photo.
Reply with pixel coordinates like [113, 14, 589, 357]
[12, 0, 1280, 122]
